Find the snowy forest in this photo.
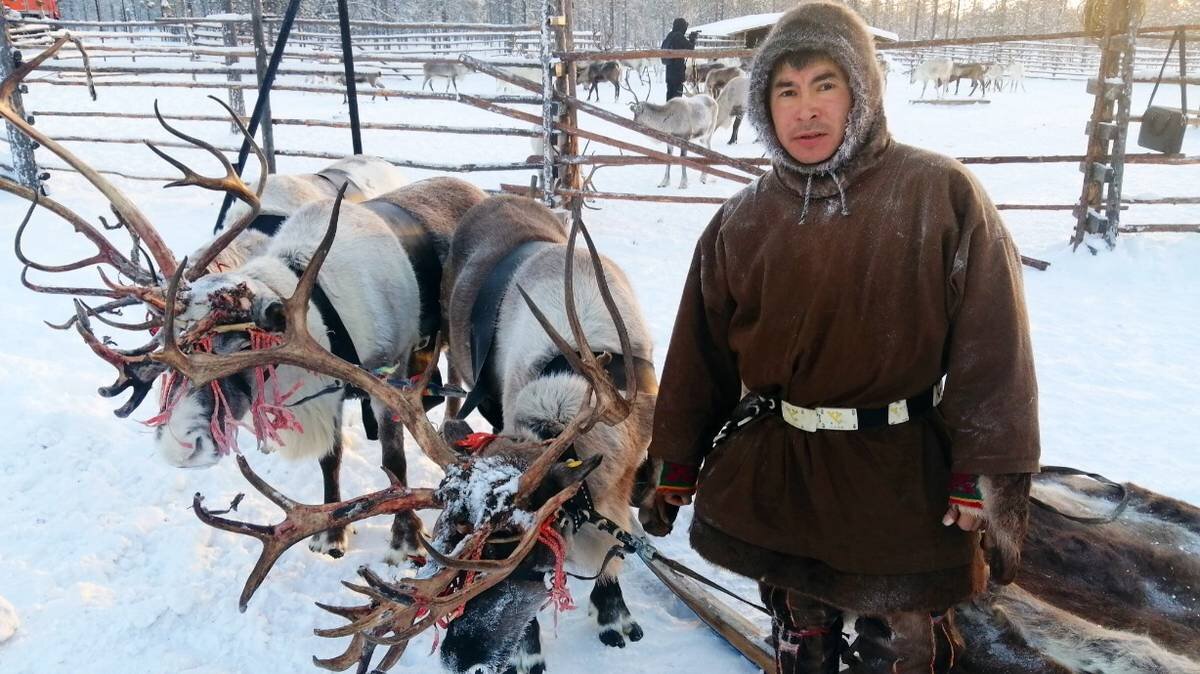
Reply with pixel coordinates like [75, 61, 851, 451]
[50, 0, 1200, 48]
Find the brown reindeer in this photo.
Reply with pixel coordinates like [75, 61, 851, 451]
[703, 65, 744, 100]
[583, 60, 623, 102]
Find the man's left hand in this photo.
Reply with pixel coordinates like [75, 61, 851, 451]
[942, 504, 985, 531]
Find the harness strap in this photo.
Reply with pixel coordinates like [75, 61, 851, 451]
[458, 241, 553, 426]
[359, 199, 443, 344]
[539, 352, 660, 396]
[285, 260, 361, 367]
[285, 258, 379, 439]
[314, 169, 365, 200]
[588, 513, 771, 616]
[1031, 465, 1130, 524]
[247, 212, 288, 237]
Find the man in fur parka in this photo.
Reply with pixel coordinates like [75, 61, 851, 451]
[640, 2, 1040, 672]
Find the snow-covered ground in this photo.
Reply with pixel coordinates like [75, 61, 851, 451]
[0, 56, 1197, 674]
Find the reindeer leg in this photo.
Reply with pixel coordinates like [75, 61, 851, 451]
[729, 113, 742, 144]
[590, 565, 643, 648]
[613, 79, 620, 102]
[502, 618, 545, 674]
[309, 426, 351, 558]
[658, 146, 672, 188]
[377, 398, 425, 566]
[679, 147, 689, 189]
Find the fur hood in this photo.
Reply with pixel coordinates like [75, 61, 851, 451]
[747, 1, 889, 188]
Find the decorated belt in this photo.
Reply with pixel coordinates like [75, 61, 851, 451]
[779, 381, 944, 432]
[712, 381, 944, 447]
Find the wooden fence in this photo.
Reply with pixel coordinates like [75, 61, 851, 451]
[1, 8, 1196, 250]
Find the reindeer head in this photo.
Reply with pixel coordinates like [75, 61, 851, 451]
[622, 69, 652, 119]
[2, 38, 276, 465]
[151, 273, 302, 469]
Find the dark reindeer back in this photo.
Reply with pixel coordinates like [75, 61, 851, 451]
[443, 196, 567, 387]
[369, 176, 487, 265]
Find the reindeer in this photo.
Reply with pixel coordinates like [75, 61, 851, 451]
[703, 65, 744, 101]
[911, 56, 954, 98]
[950, 61, 990, 96]
[1003, 62, 1027, 92]
[422, 61, 469, 93]
[155, 175, 486, 562]
[435, 197, 657, 672]
[713, 74, 749, 145]
[685, 60, 722, 94]
[341, 72, 388, 103]
[624, 77, 718, 188]
[582, 60, 622, 102]
[211, 155, 410, 270]
[3, 40, 486, 565]
[621, 57, 652, 85]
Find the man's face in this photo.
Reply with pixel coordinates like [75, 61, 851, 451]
[769, 57, 853, 165]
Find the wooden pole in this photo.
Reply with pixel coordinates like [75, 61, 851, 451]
[539, 0, 557, 205]
[32, 109, 542, 136]
[249, 0, 276, 171]
[0, 12, 39, 189]
[222, 0, 244, 134]
[560, 0, 580, 205]
[335, 0, 362, 154]
[1117, 224, 1200, 232]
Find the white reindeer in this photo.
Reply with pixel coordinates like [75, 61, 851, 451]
[911, 56, 954, 98]
[422, 61, 470, 93]
[1004, 62, 1027, 92]
[211, 156, 409, 272]
[624, 77, 717, 188]
[713, 74, 749, 145]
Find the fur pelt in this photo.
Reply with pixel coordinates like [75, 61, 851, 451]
[980, 473, 1032, 585]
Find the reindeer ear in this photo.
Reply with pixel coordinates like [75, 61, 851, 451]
[252, 298, 286, 332]
[440, 418, 475, 447]
[542, 453, 603, 500]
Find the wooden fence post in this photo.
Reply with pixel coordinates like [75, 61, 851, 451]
[221, 8, 245, 135]
[249, 0, 277, 171]
[539, 0, 558, 206]
[0, 12, 40, 189]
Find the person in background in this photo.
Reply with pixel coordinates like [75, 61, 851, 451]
[661, 17, 699, 101]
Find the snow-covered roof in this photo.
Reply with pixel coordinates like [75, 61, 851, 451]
[691, 12, 899, 42]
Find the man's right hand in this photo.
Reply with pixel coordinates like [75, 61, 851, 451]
[639, 491, 691, 537]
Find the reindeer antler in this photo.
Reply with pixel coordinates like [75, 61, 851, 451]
[0, 34, 178, 279]
[621, 68, 645, 107]
[145, 96, 268, 281]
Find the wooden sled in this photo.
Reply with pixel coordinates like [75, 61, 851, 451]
[643, 554, 777, 673]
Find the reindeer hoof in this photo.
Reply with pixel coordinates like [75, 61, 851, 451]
[383, 538, 424, 566]
[599, 628, 627, 648]
[308, 528, 349, 558]
[625, 620, 644, 642]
